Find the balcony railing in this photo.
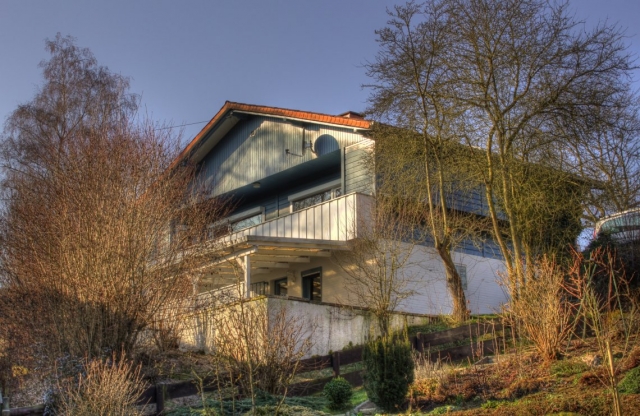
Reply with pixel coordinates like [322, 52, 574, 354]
[194, 281, 273, 308]
[250, 281, 269, 296]
[219, 192, 372, 244]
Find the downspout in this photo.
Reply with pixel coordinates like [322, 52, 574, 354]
[341, 147, 346, 194]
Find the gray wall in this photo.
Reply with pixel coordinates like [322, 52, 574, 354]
[344, 140, 374, 195]
[198, 116, 367, 197]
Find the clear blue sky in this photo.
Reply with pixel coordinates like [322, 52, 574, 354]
[1, 0, 640, 143]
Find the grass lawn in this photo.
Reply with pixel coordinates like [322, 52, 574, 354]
[163, 384, 369, 415]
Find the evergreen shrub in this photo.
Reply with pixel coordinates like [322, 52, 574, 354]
[323, 376, 353, 410]
[362, 333, 414, 412]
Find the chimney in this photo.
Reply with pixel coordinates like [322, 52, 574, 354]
[338, 111, 365, 120]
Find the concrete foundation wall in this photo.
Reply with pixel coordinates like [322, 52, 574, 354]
[179, 296, 432, 357]
[180, 241, 509, 356]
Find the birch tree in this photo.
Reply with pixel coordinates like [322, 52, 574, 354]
[0, 35, 226, 376]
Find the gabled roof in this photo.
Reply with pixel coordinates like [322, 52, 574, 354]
[171, 101, 371, 168]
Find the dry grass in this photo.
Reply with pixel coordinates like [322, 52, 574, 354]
[406, 335, 640, 415]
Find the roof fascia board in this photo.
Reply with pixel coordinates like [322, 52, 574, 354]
[231, 110, 370, 132]
[190, 114, 241, 163]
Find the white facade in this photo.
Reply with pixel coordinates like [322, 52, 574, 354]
[176, 102, 509, 354]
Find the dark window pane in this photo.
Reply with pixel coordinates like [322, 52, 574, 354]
[302, 272, 321, 302]
[274, 278, 288, 296]
[231, 214, 262, 232]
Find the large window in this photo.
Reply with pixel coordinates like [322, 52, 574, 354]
[289, 179, 343, 213]
[302, 268, 322, 302]
[292, 187, 341, 212]
[207, 207, 263, 239]
[230, 213, 262, 232]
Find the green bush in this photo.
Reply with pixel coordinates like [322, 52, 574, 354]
[362, 333, 414, 412]
[619, 366, 640, 394]
[323, 376, 353, 410]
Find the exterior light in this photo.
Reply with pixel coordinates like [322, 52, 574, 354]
[253, 182, 261, 189]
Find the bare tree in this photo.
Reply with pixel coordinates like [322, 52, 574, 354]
[0, 35, 226, 390]
[365, 2, 478, 322]
[188, 266, 314, 414]
[333, 191, 433, 336]
[445, 0, 635, 287]
[563, 94, 640, 223]
[366, 0, 637, 293]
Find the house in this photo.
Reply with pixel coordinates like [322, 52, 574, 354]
[594, 208, 640, 244]
[176, 101, 508, 354]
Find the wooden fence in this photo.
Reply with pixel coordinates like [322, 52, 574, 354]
[5, 321, 505, 415]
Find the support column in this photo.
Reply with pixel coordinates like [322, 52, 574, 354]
[244, 254, 251, 298]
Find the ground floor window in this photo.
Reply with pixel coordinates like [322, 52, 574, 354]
[274, 277, 288, 296]
[455, 263, 468, 290]
[302, 268, 322, 302]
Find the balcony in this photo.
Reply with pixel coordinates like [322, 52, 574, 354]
[219, 192, 373, 245]
[196, 193, 373, 292]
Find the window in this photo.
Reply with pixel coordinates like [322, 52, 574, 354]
[455, 264, 468, 291]
[230, 213, 262, 232]
[274, 277, 288, 296]
[289, 179, 343, 213]
[292, 187, 341, 212]
[207, 207, 263, 239]
[301, 268, 322, 302]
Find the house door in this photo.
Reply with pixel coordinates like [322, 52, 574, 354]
[302, 268, 322, 302]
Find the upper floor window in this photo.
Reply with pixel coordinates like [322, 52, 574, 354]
[207, 206, 263, 239]
[230, 213, 262, 232]
[289, 179, 342, 213]
[292, 187, 342, 212]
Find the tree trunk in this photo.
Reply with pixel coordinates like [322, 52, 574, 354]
[437, 245, 469, 323]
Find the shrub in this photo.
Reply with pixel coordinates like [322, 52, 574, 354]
[481, 400, 503, 409]
[54, 356, 144, 416]
[242, 404, 328, 416]
[501, 377, 544, 399]
[323, 376, 353, 410]
[619, 366, 640, 394]
[506, 256, 574, 361]
[363, 333, 414, 412]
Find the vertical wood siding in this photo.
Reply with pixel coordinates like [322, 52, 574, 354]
[344, 140, 374, 195]
[199, 116, 366, 196]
